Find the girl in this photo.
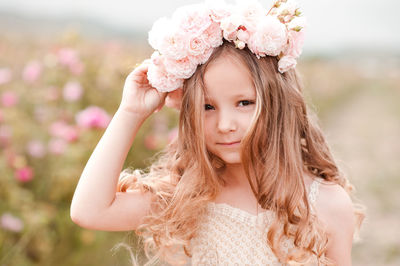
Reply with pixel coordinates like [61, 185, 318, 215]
[70, 0, 365, 265]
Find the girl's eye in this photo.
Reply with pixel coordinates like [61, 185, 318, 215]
[204, 104, 214, 111]
[204, 101, 254, 110]
[238, 100, 254, 107]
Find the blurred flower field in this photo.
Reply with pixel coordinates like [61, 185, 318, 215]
[0, 29, 399, 266]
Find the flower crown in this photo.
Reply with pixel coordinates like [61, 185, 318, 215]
[146, 0, 307, 94]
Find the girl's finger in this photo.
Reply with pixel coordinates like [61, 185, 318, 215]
[129, 64, 150, 84]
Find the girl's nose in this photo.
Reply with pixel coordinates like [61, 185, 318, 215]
[217, 111, 237, 133]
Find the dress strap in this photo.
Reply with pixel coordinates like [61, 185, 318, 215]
[307, 179, 320, 206]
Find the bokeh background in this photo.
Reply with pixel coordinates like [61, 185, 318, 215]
[0, 0, 399, 265]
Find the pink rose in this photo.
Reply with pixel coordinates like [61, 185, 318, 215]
[1, 90, 18, 107]
[48, 138, 67, 155]
[236, 29, 250, 43]
[57, 48, 84, 75]
[247, 16, 287, 57]
[22, 61, 42, 83]
[235, 0, 265, 19]
[0, 213, 24, 232]
[57, 48, 79, 66]
[0, 68, 12, 85]
[147, 51, 184, 92]
[206, 0, 232, 23]
[26, 140, 46, 158]
[164, 56, 198, 79]
[0, 125, 12, 147]
[283, 17, 307, 58]
[278, 55, 297, 73]
[15, 166, 34, 182]
[49, 120, 79, 142]
[187, 34, 210, 57]
[63, 81, 83, 102]
[284, 29, 305, 58]
[149, 18, 189, 60]
[220, 14, 242, 41]
[75, 106, 111, 129]
[203, 22, 224, 48]
[190, 47, 214, 65]
[172, 4, 212, 36]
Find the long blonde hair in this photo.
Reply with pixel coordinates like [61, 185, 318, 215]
[117, 40, 365, 265]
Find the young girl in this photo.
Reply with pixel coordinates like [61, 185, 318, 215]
[70, 0, 365, 265]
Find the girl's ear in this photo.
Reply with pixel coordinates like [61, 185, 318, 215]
[165, 87, 183, 111]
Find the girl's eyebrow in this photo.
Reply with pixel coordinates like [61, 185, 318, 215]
[205, 93, 255, 101]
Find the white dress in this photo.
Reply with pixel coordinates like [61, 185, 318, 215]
[188, 179, 322, 265]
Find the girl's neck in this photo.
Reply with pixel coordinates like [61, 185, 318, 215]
[220, 163, 249, 188]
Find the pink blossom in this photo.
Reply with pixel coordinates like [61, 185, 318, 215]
[203, 22, 224, 48]
[163, 56, 198, 79]
[247, 16, 287, 57]
[1, 90, 18, 107]
[147, 51, 184, 93]
[284, 29, 306, 58]
[0, 213, 24, 232]
[148, 18, 189, 60]
[26, 139, 47, 158]
[172, 4, 212, 36]
[63, 81, 83, 102]
[48, 138, 67, 155]
[190, 47, 214, 65]
[22, 61, 42, 83]
[187, 34, 211, 57]
[57, 48, 84, 75]
[0, 125, 12, 147]
[69, 61, 84, 75]
[206, 0, 232, 23]
[0, 109, 3, 123]
[278, 55, 297, 73]
[220, 14, 242, 41]
[235, 0, 265, 29]
[15, 166, 34, 182]
[75, 106, 111, 129]
[0, 68, 12, 85]
[49, 120, 79, 142]
[236, 29, 250, 43]
[284, 16, 307, 58]
[57, 48, 79, 66]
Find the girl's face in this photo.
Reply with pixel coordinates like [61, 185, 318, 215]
[203, 54, 256, 165]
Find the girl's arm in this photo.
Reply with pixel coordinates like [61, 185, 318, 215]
[315, 183, 356, 265]
[70, 61, 167, 231]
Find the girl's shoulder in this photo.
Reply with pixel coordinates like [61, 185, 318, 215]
[311, 177, 356, 240]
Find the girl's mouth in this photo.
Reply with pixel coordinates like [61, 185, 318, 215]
[218, 141, 241, 146]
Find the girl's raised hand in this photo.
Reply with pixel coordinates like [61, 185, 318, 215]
[118, 60, 168, 118]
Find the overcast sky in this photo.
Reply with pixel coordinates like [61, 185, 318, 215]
[0, 0, 399, 53]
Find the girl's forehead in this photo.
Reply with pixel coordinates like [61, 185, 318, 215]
[203, 56, 255, 100]
[204, 85, 256, 101]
